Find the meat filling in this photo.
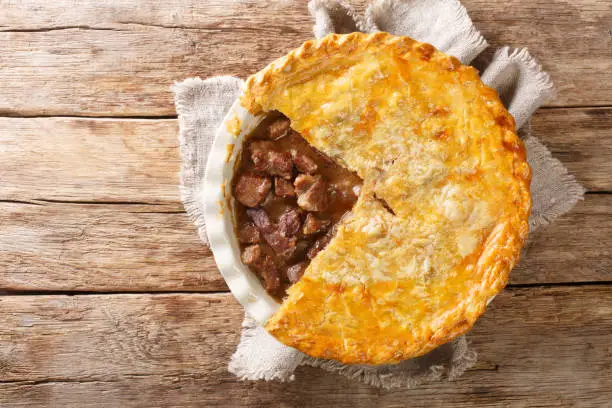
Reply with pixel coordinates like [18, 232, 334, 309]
[232, 112, 362, 298]
[302, 213, 331, 236]
[295, 174, 329, 212]
[250, 141, 293, 179]
[293, 153, 318, 174]
[286, 262, 308, 283]
[274, 177, 295, 198]
[238, 222, 261, 244]
[234, 173, 271, 207]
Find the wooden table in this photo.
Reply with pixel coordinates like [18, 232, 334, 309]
[1, 1, 610, 406]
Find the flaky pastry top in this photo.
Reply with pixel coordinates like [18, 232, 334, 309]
[240, 32, 531, 364]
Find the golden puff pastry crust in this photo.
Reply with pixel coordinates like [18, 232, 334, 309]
[240, 32, 531, 364]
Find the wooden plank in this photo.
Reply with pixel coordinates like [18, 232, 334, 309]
[0, 0, 314, 30]
[531, 107, 612, 192]
[1, 108, 609, 206]
[0, 20, 309, 117]
[0, 0, 610, 116]
[512, 194, 611, 284]
[0, 202, 223, 292]
[0, 117, 180, 204]
[0, 194, 610, 292]
[467, 0, 611, 107]
[0, 287, 611, 407]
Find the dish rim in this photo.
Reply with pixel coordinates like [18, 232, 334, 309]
[203, 98, 280, 325]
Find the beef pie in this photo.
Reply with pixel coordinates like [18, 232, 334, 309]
[232, 32, 531, 364]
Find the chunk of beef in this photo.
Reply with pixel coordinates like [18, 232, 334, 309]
[290, 240, 312, 261]
[241, 244, 281, 294]
[260, 189, 279, 209]
[246, 208, 274, 233]
[234, 173, 271, 207]
[238, 222, 261, 244]
[250, 140, 274, 170]
[267, 150, 293, 179]
[241, 244, 263, 265]
[274, 177, 295, 197]
[247, 208, 297, 256]
[286, 262, 308, 283]
[268, 118, 291, 140]
[250, 141, 293, 179]
[307, 233, 332, 259]
[259, 256, 281, 293]
[302, 213, 331, 235]
[278, 208, 302, 237]
[294, 174, 329, 212]
[265, 230, 297, 255]
[293, 153, 318, 174]
[294, 173, 316, 195]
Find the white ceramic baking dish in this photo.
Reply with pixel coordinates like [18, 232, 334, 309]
[203, 98, 281, 325]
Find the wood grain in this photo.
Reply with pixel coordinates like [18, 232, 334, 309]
[0, 287, 611, 407]
[0, 195, 609, 292]
[531, 107, 612, 192]
[1, 108, 609, 207]
[0, 0, 609, 406]
[0, 0, 610, 117]
[513, 194, 612, 284]
[0, 202, 223, 292]
[0, 117, 180, 204]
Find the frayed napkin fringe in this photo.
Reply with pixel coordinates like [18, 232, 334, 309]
[364, 0, 488, 64]
[482, 47, 557, 128]
[179, 186, 208, 243]
[228, 316, 304, 382]
[447, 335, 478, 380]
[309, 0, 365, 38]
[502, 47, 556, 98]
[365, 0, 488, 46]
[173, 78, 210, 244]
[173, 76, 244, 244]
[525, 136, 587, 231]
[301, 335, 478, 389]
[228, 325, 296, 383]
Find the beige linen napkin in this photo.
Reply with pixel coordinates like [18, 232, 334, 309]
[173, 0, 585, 389]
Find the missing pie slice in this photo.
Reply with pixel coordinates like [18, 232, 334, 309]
[233, 32, 531, 364]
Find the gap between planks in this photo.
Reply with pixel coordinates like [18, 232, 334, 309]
[1, 105, 611, 120]
[2, 281, 612, 298]
[1, 190, 609, 207]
